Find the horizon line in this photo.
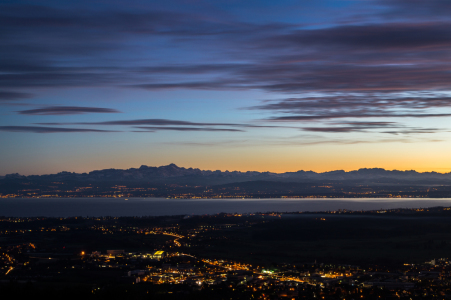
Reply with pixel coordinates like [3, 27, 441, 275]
[3, 163, 451, 177]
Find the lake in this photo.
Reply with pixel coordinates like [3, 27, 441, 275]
[1, 198, 451, 217]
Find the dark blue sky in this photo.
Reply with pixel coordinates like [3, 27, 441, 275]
[2, 0, 451, 175]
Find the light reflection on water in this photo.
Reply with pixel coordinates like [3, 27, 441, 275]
[1, 198, 451, 217]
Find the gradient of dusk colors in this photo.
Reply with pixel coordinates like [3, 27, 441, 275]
[1, 0, 451, 175]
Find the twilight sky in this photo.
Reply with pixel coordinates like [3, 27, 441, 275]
[2, 0, 451, 175]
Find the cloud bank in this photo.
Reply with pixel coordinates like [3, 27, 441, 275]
[18, 106, 121, 115]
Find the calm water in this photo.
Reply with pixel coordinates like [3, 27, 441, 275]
[1, 198, 451, 217]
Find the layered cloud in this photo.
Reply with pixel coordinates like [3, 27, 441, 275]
[72, 119, 239, 126]
[2, 0, 451, 138]
[301, 125, 440, 135]
[3, 3, 451, 94]
[34, 118, 278, 133]
[18, 106, 121, 115]
[0, 91, 33, 101]
[0, 126, 117, 133]
[254, 94, 451, 113]
[133, 126, 243, 132]
[252, 93, 451, 134]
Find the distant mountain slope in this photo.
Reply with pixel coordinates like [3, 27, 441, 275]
[3, 164, 451, 185]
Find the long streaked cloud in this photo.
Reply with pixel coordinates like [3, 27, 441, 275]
[336, 122, 396, 126]
[133, 126, 243, 132]
[302, 127, 368, 133]
[37, 118, 240, 126]
[0, 126, 118, 133]
[270, 113, 451, 121]
[250, 94, 451, 128]
[3, 3, 451, 94]
[378, 0, 451, 20]
[35, 118, 298, 131]
[267, 22, 451, 51]
[253, 95, 451, 113]
[3, 0, 451, 138]
[38, 118, 283, 127]
[18, 106, 121, 115]
[0, 90, 33, 101]
[277, 138, 444, 146]
[301, 126, 441, 134]
[164, 135, 444, 147]
[382, 129, 440, 135]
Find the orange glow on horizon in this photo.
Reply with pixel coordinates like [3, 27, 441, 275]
[4, 139, 451, 175]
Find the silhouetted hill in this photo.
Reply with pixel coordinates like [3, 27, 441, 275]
[2, 164, 451, 198]
[4, 164, 451, 185]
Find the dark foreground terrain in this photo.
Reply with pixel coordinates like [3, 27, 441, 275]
[2, 206, 451, 299]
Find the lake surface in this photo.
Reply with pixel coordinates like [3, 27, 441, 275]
[1, 198, 451, 217]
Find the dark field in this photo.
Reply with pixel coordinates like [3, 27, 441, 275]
[191, 214, 451, 265]
[2, 212, 451, 266]
[2, 209, 451, 299]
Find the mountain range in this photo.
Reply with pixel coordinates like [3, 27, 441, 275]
[3, 164, 451, 185]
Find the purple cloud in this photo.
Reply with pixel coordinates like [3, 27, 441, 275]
[269, 113, 451, 121]
[251, 95, 451, 128]
[0, 126, 118, 133]
[77, 119, 239, 126]
[0, 90, 33, 101]
[2, 1, 451, 139]
[18, 106, 121, 115]
[133, 126, 243, 132]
